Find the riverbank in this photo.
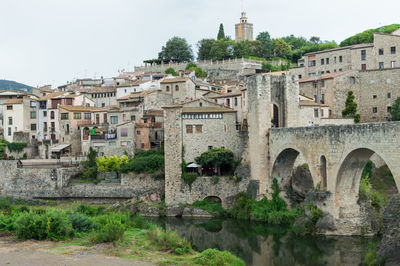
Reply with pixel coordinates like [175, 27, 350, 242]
[0, 199, 244, 266]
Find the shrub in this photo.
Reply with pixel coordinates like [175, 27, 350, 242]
[68, 212, 95, 233]
[182, 173, 197, 189]
[0, 213, 18, 232]
[146, 227, 193, 255]
[120, 149, 164, 174]
[7, 142, 27, 153]
[14, 210, 72, 241]
[131, 215, 151, 230]
[196, 248, 245, 266]
[195, 148, 235, 175]
[75, 204, 105, 216]
[90, 217, 125, 243]
[364, 243, 385, 266]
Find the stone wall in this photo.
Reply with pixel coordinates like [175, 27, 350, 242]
[0, 161, 164, 202]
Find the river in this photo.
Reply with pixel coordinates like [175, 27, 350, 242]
[149, 217, 376, 266]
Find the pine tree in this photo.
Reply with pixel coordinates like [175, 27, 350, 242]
[217, 23, 225, 40]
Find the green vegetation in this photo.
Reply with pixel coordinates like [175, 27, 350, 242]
[342, 90, 361, 123]
[364, 243, 385, 266]
[165, 67, 178, 76]
[120, 148, 164, 175]
[0, 139, 28, 159]
[261, 62, 290, 73]
[158, 36, 193, 62]
[230, 179, 301, 225]
[6, 142, 27, 153]
[291, 204, 323, 236]
[389, 96, 400, 121]
[195, 148, 235, 176]
[185, 62, 207, 78]
[217, 23, 225, 40]
[341, 24, 400, 47]
[0, 199, 244, 265]
[79, 147, 98, 181]
[96, 155, 129, 173]
[192, 198, 226, 217]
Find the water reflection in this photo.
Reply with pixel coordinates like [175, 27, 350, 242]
[149, 217, 373, 266]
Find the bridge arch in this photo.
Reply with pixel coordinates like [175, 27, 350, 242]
[271, 148, 315, 200]
[335, 148, 398, 217]
[203, 196, 222, 204]
[320, 155, 327, 190]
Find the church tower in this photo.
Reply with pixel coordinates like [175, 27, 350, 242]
[235, 11, 253, 41]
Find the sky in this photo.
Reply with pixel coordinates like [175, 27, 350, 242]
[1, 0, 400, 87]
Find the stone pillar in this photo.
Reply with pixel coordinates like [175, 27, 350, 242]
[246, 75, 272, 197]
[283, 75, 300, 127]
[163, 106, 184, 205]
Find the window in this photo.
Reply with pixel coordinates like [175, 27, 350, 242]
[234, 97, 238, 106]
[141, 143, 144, 149]
[391, 61, 396, 68]
[120, 141, 127, 147]
[102, 103, 105, 107]
[379, 62, 384, 69]
[8, 127, 11, 136]
[226, 99, 230, 107]
[391, 46, 396, 54]
[175, 85, 179, 91]
[120, 128, 128, 137]
[313, 95, 317, 102]
[166, 86, 170, 92]
[51, 111, 55, 119]
[30, 101, 36, 108]
[109, 141, 116, 146]
[7, 105, 12, 110]
[43, 111, 47, 117]
[208, 146, 213, 150]
[122, 114, 126, 121]
[373, 107, 378, 113]
[314, 109, 319, 118]
[334, 56, 337, 63]
[339, 56, 343, 63]
[321, 109, 324, 117]
[387, 106, 392, 113]
[326, 58, 329, 64]
[321, 94, 325, 103]
[326, 70, 330, 73]
[30, 111, 36, 119]
[308, 60, 316, 67]
[136, 130, 141, 135]
[373, 95, 377, 99]
[43, 122, 47, 131]
[31, 124, 36, 131]
[61, 113, 69, 120]
[321, 80, 325, 87]
[73, 113, 81, 119]
[298, 74, 302, 79]
[195, 125, 203, 133]
[199, 102, 203, 107]
[320, 58, 325, 65]
[186, 125, 193, 134]
[387, 92, 391, 99]
[321, 71, 324, 74]
[334, 69, 337, 72]
[130, 115, 136, 121]
[361, 50, 366, 60]
[110, 116, 118, 124]
[350, 77, 356, 84]
[361, 64, 366, 71]
[8, 117, 12, 125]
[339, 68, 343, 71]
[84, 113, 91, 119]
[379, 48, 384, 55]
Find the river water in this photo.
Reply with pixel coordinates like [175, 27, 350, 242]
[149, 217, 375, 266]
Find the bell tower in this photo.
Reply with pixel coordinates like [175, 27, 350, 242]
[235, 11, 253, 41]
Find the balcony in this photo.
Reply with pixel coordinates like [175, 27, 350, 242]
[91, 134, 106, 140]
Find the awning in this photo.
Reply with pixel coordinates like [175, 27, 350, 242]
[187, 163, 201, 168]
[51, 144, 71, 152]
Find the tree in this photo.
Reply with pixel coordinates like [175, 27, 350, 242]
[197, 39, 216, 60]
[96, 155, 129, 173]
[165, 67, 178, 76]
[158, 37, 193, 62]
[390, 97, 400, 121]
[282, 35, 310, 50]
[273, 39, 292, 59]
[185, 62, 207, 78]
[217, 23, 225, 40]
[209, 38, 234, 61]
[342, 90, 360, 123]
[309, 36, 321, 44]
[195, 148, 234, 175]
[233, 40, 254, 58]
[256, 32, 274, 59]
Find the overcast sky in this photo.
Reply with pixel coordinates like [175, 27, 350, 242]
[1, 0, 399, 87]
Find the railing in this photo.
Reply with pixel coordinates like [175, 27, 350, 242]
[90, 134, 106, 140]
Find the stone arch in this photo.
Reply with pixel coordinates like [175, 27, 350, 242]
[82, 127, 90, 140]
[335, 148, 398, 217]
[271, 148, 314, 200]
[320, 155, 327, 190]
[203, 196, 222, 204]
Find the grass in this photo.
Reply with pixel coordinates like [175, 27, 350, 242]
[192, 198, 226, 217]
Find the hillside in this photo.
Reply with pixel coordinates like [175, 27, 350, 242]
[0, 80, 33, 92]
[340, 24, 400, 47]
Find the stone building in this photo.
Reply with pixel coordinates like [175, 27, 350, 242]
[2, 95, 38, 143]
[296, 31, 400, 77]
[160, 77, 197, 103]
[0, 90, 30, 130]
[78, 87, 117, 107]
[235, 11, 253, 41]
[135, 110, 163, 151]
[210, 91, 243, 126]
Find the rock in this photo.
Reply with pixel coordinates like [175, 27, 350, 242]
[291, 165, 314, 202]
[292, 216, 311, 235]
[137, 203, 160, 217]
[182, 207, 213, 218]
[316, 213, 336, 232]
[234, 162, 251, 180]
[166, 205, 185, 217]
[378, 195, 400, 265]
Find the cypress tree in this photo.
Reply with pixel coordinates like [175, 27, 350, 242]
[217, 23, 225, 40]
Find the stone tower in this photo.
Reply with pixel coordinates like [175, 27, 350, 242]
[235, 11, 253, 41]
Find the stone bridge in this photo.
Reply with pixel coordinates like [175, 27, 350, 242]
[268, 122, 400, 235]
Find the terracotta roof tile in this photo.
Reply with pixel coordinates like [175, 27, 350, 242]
[3, 98, 23, 104]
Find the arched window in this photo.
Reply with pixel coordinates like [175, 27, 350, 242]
[166, 86, 170, 92]
[50, 111, 55, 119]
[175, 85, 179, 91]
